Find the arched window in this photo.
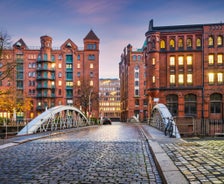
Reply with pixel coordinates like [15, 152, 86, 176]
[160, 40, 166, 49]
[217, 36, 223, 46]
[187, 38, 192, 48]
[132, 55, 137, 60]
[184, 94, 197, 116]
[166, 94, 178, 116]
[208, 36, 214, 46]
[169, 39, 175, 49]
[137, 55, 141, 60]
[178, 38, 183, 48]
[210, 93, 222, 113]
[196, 38, 201, 47]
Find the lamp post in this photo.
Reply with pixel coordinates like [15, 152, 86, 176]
[89, 89, 93, 124]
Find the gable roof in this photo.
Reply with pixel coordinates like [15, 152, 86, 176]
[84, 29, 99, 40]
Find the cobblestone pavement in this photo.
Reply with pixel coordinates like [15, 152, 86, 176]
[0, 123, 162, 184]
[161, 139, 224, 184]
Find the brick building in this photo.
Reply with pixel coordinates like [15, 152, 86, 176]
[0, 30, 100, 121]
[145, 20, 224, 135]
[119, 44, 148, 122]
[99, 78, 120, 121]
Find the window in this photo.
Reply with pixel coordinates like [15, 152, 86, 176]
[196, 38, 201, 47]
[135, 72, 139, 78]
[77, 55, 80, 60]
[169, 39, 175, 49]
[187, 38, 192, 48]
[77, 80, 81, 86]
[90, 63, 94, 68]
[66, 64, 72, 70]
[58, 55, 62, 60]
[170, 56, 175, 66]
[152, 76, 155, 83]
[208, 54, 214, 64]
[66, 55, 73, 62]
[51, 55, 55, 61]
[217, 73, 223, 83]
[132, 55, 137, 60]
[166, 94, 178, 116]
[58, 63, 62, 68]
[178, 56, 184, 65]
[178, 74, 184, 84]
[137, 55, 141, 60]
[88, 54, 95, 60]
[58, 72, 62, 78]
[135, 81, 139, 86]
[178, 38, 183, 48]
[44, 54, 48, 61]
[90, 80, 93, 86]
[135, 99, 139, 106]
[160, 40, 165, 49]
[187, 74, 192, 84]
[217, 54, 223, 64]
[208, 36, 214, 46]
[187, 56, 192, 65]
[58, 80, 62, 86]
[152, 57, 155, 65]
[135, 89, 139, 96]
[208, 73, 215, 84]
[217, 36, 222, 46]
[170, 75, 175, 84]
[90, 72, 93, 77]
[87, 44, 96, 50]
[185, 94, 197, 116]
[77, 72, 80, 77]
[210, 93, 222, 113]
[77, 63, 80, 68]
[66, 81, 73, 87]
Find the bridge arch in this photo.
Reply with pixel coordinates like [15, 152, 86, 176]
[18, 105, 88, 135]
[150, 103, 180, 138]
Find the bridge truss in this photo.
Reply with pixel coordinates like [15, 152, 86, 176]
[18, 105, 88, 135]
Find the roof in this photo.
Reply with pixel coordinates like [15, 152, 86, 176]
[84, 29, 99, 40]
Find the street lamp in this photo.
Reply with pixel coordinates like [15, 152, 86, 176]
[89, 89, 93, 124]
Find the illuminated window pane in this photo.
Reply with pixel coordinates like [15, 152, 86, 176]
[170, 56, 175, 66]
[170, 75, 175, 84]
[187, 38, 192, 47]
[170, 39, 175, 48]
[208, 54, 214, 64]
[152, 57, 155, 65]
[208, 36, 214, 46]
[187, 56, 192, 65]
[90, 80, 93, 86]
[217, 36, 222, 46]
[77, 63, 80, 68]
[178, 74, 184, 84]
[217, 54, 223, 64]
[152, 76, 155, 83]
[196, 38, 201, 47]
[187, 74, 192, 84]
[90, 63, 93, 68]
[217, 73, 223, 83]
[178, 38, 183, 48]
[208, 73, 214, 83]
[77, 80, 81, 86]
[160, 40, 165, 49]
[178, 56, 184, 65]
[58, 63, 62, 68]
[58, 80, 62, 86]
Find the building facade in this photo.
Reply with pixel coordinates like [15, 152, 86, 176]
[119, 44, 148, 122]
[99, 78, 120, 121]
[145, 20, 224, 135]
[0, 30, 100, 121]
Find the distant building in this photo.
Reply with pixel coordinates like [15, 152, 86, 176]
[0, 30, 100, 120]
[144, 19, 224, 135]
[99, 79, 120, 121]
[119, 44, 148, 122]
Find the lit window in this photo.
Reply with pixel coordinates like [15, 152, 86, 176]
[208, 54, 214, 64]
[217, 54, 223, 64]
[208, 36, 214, 46]
[208, 73, 214, 84]
[77, 80, 81, 86]
[66, 81, 73, 87]
[217, 73, 223, 83]
[58, 80, 62, 86]
[178, 38, 183, 48]
[152, 76, 155, 83]
[187, 74, 192, 84]
[160, 40, 165, 49]
[77, 63, 80, 68]
[58, 63, 62, 68]
[169, 39, 175, 48]
[187, 38, 192, 48]
[187, 56, 192, 65]
[90, 80, 93, 86]
[217, 36, 222, 46]
[178, 56, 184, 65]
[170, 56, 175, 66]
[152, 57, 155, 65]
[196, 38, 201, 47]
[170, 75, 175, 84]
[90, 63, 93, 68]
[178, 74, 184, 84]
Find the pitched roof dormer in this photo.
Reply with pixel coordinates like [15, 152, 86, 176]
[13, 38, 28, 50]
[61, 39, 78, 51]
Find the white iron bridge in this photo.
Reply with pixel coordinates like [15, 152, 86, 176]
[18, 105, 89, 135]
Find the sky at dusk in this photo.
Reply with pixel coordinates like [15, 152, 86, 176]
[1, 0, 224, 78]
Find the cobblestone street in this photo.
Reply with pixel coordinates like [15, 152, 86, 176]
[0, 123, 162, 184]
